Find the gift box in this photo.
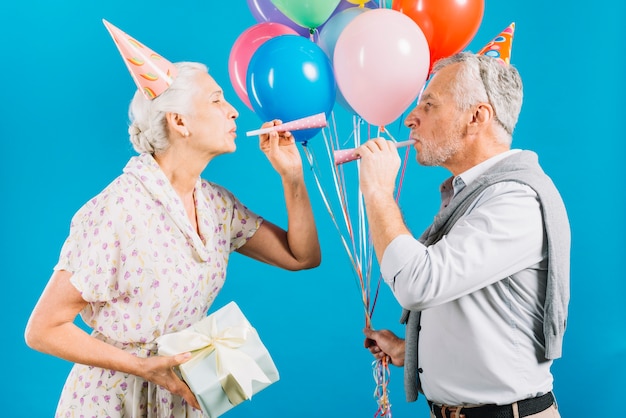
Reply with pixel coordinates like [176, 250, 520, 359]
[156, 302, 280, 418]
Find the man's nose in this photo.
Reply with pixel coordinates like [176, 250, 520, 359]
[404, 111, 420, 129]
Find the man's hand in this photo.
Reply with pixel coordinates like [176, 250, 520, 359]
[356, 138, 401, 201]
[364, 328, 406, 367]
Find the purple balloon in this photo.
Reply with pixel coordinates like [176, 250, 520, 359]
[246, 0, 311, 37]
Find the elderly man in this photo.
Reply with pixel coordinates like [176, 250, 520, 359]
[358, 52, 569, 418]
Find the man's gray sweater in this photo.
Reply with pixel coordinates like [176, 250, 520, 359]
[401, 150, 571, 402]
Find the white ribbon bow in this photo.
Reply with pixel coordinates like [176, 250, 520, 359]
[157, 315, 271, 405]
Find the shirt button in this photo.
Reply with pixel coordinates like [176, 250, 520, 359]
[418, 368, 423, 373]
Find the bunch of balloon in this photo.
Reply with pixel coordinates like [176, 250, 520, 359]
[299, 7, 431, 418]
[229, 3, 431, 417]
[392, 0, 485, 70]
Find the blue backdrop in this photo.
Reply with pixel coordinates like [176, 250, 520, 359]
[2, 1, 624, 417]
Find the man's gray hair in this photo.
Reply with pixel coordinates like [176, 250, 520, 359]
[432, 52, 523, 144]
[127, 62, 208, 154]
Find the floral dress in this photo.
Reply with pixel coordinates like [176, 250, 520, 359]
[54, 153, 262, 417]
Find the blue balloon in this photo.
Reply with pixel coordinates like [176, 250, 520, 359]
[246, 35, 336, 143]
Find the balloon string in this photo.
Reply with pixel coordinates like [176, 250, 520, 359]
[359, 125, 375, 323]
[307, 114, 403, 415]
[331, 114, 355, 241]
[302, 145, 362, 278]
[312, 120, 372, 321]
[327, 117, 376, 325]
[326, 113, 353, 238]
[324, 126, 362, 269]
[345, 117, 366, 326]
[321, 127, 354, 243]
[372, 357, 392, 418]
[354, 123, 366, 313]
[345, 119, 373, 325]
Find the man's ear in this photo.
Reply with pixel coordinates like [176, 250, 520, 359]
[468, 103, 496, 134]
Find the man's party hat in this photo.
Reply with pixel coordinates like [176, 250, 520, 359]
[478, 22, 515, 65]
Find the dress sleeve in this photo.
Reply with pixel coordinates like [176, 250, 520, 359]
[203, 182, 263, 252]
[228, 193, 263, 252]
[54, 193, 124, 302]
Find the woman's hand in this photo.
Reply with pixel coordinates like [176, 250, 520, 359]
[258, 120, 302, 179]
[138, 353, 201, 410]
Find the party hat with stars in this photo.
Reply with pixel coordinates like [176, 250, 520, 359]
[103, 19, 178, 100]
[478, 22, 515, 64]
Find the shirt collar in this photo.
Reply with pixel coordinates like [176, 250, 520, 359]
[451, 149, 522, 196]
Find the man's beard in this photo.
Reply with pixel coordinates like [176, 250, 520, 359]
[416, 125, 465, 167]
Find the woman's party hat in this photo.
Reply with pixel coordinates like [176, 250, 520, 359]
[102, 19, 178, 100]
[478, 22, 515, 65]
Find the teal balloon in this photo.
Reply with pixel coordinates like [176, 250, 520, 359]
[318, 7, 371, 113]
[270, 0, 341, 29]
[319, 7, 370, 63]
[247, 35, 336, 143]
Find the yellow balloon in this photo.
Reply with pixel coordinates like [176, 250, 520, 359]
[346, 0, 368, 6]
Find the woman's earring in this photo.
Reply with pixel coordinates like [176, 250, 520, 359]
[184, 130, 190, 137]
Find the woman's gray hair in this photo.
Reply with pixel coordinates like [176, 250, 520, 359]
[432, 52, 523, 144]
[128, 62, 208, 154]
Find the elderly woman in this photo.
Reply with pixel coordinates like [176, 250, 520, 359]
[25, 57, 321, 417]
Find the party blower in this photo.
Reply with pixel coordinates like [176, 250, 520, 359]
[334, 140, 416, 165]
[246, 112, 328, 136]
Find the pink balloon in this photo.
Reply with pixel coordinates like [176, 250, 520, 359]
[333, 9, 430, 126]
[228, 22, 298, 109]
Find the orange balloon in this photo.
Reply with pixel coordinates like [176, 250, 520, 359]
[392, 0, 484, 69]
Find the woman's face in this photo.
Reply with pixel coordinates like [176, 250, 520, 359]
[186, 71, 239, 156]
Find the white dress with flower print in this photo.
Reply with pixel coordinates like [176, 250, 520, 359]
[53, 153, 262, 417]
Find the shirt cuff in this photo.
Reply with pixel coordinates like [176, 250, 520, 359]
[380, 234, 425, 287]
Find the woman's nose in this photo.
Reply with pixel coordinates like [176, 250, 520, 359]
[228, 102, 239, 120]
